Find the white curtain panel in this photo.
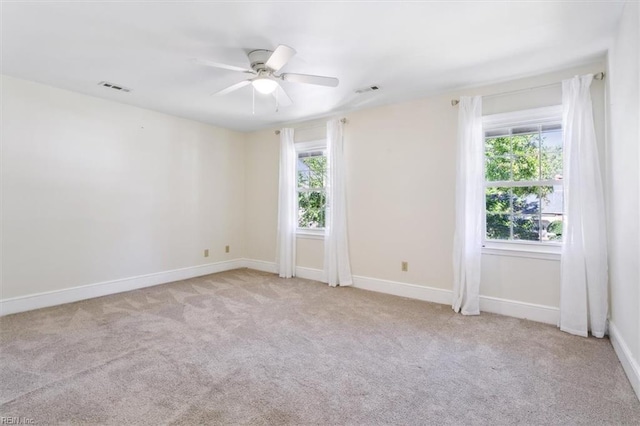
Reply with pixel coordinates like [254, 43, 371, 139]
[452, 96, 483, 315]
[276, 128, 297, 278]
[560, 74, 608, 338]
[323, 119, 353, 287]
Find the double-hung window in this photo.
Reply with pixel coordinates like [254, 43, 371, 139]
[483, 106, 564, 252]
[296, 140, 327, 236]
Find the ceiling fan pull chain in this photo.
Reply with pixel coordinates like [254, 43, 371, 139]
[275, 89, 279, 113]
[252, 86, 255, 115]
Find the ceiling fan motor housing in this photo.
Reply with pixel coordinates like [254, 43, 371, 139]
[248, 49, 274, 73]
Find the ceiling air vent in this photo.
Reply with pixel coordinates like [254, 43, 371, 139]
[355, 85, 380, 94]
[97, 81, 131, 93]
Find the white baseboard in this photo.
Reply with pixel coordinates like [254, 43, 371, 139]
[295, 266, 324, 282]
[479, 295, 559, 325]
[243, 259, 278, 274]
[242, 259, 324, 282]
[0, 259, 246, 316]
[353, 274, 558, 325]
[243, 261, 559, 326]
[609, 321, 640, 401]
[352, 274, 452, 305]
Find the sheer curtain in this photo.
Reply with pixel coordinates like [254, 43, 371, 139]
[323, 119, 353, 286]
[560, 74, 608, 338]
[452, 96, 483, 315]
[276, 128, 297, 278]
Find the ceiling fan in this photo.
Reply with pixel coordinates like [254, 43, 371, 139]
[194, 45, 339, 106]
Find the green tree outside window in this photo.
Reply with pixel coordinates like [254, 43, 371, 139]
[485, 131, 563, 242]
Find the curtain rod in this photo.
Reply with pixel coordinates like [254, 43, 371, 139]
[274, 117, 347, 135]
[450, 72, 605, 107]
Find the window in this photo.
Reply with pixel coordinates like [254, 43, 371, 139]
[483, 106, 563, 248]
[296, 141, 327, 233]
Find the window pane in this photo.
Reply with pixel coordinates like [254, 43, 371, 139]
[301, 156, 326, 172]
[486, 213, 511, 240]
[486, 187, 511, 214]
[512, 186, 540, 214]
[541, 184, 563, 241]
[511, 133, 540, 181]
[308, 191, 326, 210]
[513, 215, 540, 241]
[309, 166, 325, 189]
[297, 152, 327, 229]
[485, 136, 511, 156]
[298, 191, 326, 228]
[544, 217, 563, 241]
[540, 185, 562, 214]
[512, 154, 539, 181]
[297, 170, 310, 189]
[298, 192, 310, 227]
[541, 129, 563, 179]
[486, 155, 511, 181]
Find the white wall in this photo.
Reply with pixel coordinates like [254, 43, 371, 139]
[606, 1, 640, 398]
[1, 75, 246, 300]
[244, 62, 605, 310]
[1, 60, 611, 321]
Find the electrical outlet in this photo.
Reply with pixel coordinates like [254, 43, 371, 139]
[204, 249, 209, 257]
[225, 245, 230, 253]
[401, 261, 408, 272]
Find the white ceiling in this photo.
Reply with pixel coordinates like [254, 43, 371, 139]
[1, 1, 623, 132]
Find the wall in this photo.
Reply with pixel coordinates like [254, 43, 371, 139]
[244, 62, 605, 312]
[606, 1, 640, 398]
[1, 76, 245, 303]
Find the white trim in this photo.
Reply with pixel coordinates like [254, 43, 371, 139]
[479, 295, 559, 325]
[353, 274, 559, 325]
[482, 244, 561, 261]
[295, 266, 325, 282]
[243, 259, 278, 274]
[609, 321, 640, 401]
[296, 229, 325, 240]
[483, 105, 563, 129]
[0, 259, 245, 316]
[352, 275, 452, 305]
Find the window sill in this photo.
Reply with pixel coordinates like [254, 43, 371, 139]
[296, 229, 325, 240]
[482, 242, 561, 261]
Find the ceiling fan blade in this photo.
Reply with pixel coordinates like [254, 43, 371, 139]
[265, 45, 296, 72]
[211, 80, 251, 96]
[273, 84, 293, 106]
[193, 58, 253, 73]
[281, 73, 339, 87]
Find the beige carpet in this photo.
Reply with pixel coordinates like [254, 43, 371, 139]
[1, 268, 638, 425]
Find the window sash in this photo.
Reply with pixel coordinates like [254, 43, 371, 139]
[483, 106, 563, 245]
[296, 141, 327, 231]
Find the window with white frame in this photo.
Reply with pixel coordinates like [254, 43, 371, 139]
[483, 106, 564, 245]
[296, 141, 327, 231]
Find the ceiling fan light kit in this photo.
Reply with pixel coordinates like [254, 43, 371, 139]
[196, 44, 339, 109]
[252, 77, 278, 94]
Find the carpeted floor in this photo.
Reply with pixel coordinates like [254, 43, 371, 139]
[1, 268, 639, 425]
